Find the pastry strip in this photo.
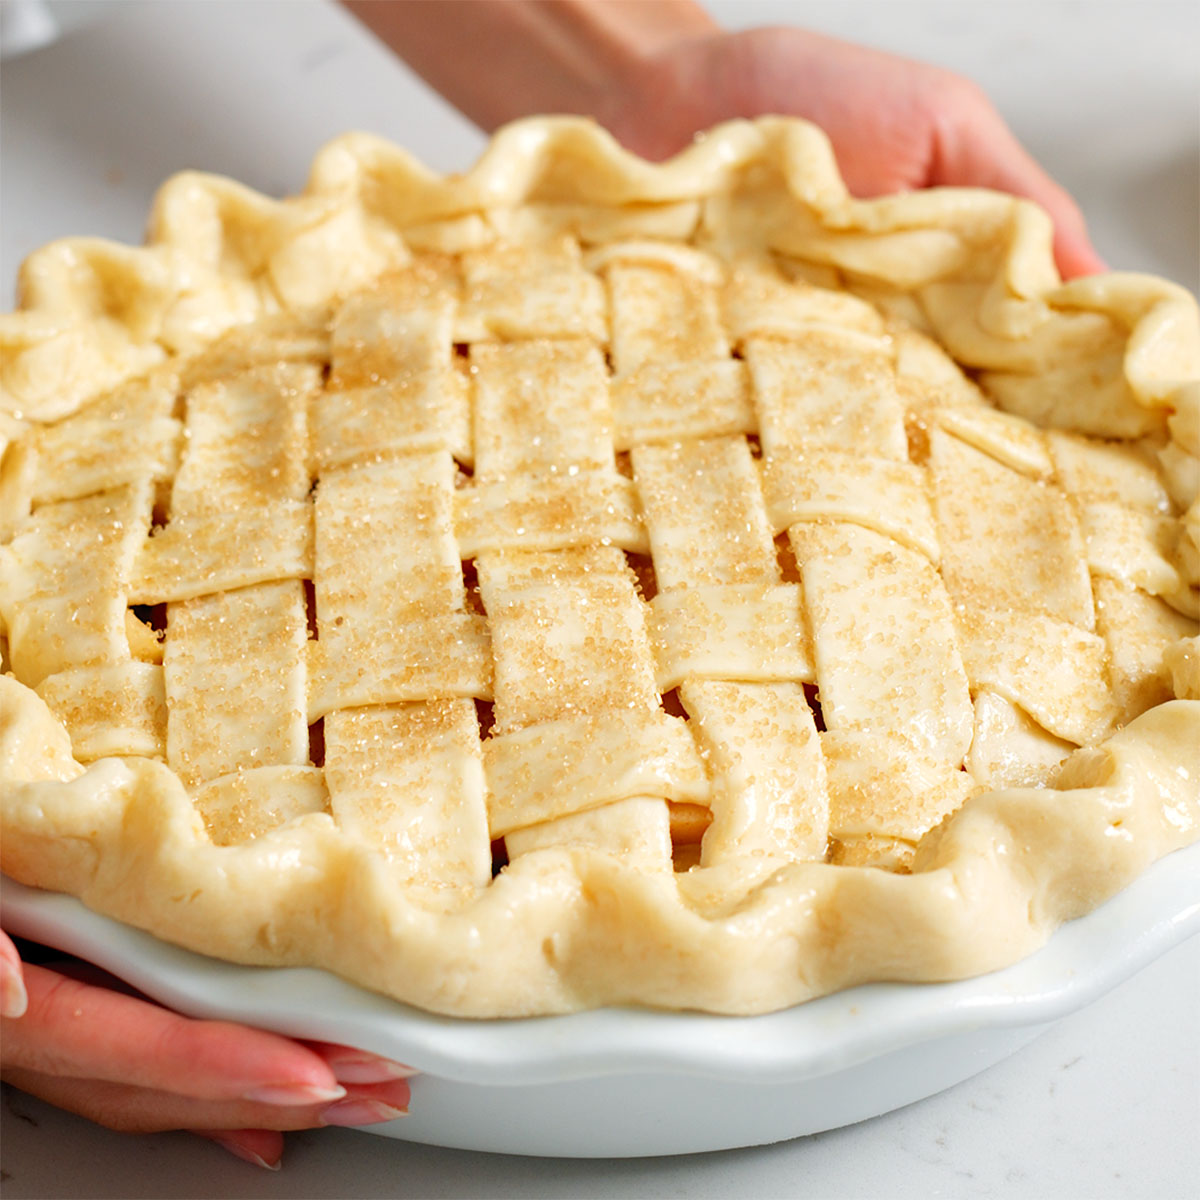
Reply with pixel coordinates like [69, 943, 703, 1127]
[955, 604, 1117, 746]
[0, 483, 151, 684]
[164, 580, 309, 786]
[503, 796, 672, 868]
[1048, 431, 1174, 514]
[612, 360, 754, 449]
[324, 699, 490, 900]
[455, 470, 647, 557]
[130, 501, 312, 604]
[484, 708, 709, 837]
[762, 450, 940, 563]
[481, 570, 659, 733]
[1094, 578, 1198, 724]
[32, 414, 181, 505]
[930, 406, 1053, 478]
[790, 522, 973, 764]
[470, 340, 613, 476]
[314, 383, 489, 886]
[479, 546, 671, 861]
[930, 427, 1095, 629]
[648, 584, 814, 692]
[315, 454, 464, 624]
[307, 613, 492, 719]
[194, 766, 329, 847]
[681, 679, 828, 865]
[1079, 501, 1193, 613]
[746, 331, 907, 460]
[632, 436, 777, 589]
[319, 265, 469, 467]
[966, 691, 1073, 790]
[36, 661, 166, 762]
[820, 729, 973, 844]
[723, 260, 884, 344]
[605, 260, 727, 377]
[171, 363, 316, 518]
[457, 235, 606, 343]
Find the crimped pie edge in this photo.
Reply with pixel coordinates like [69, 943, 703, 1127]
[0, 117, 1198, 1017]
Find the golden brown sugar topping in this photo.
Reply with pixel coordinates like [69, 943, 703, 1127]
[7, 230, 1191, 862]
[0, 118, 1197, 1018]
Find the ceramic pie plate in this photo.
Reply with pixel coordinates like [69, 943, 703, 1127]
[4, 842, 1198, 1158]
[2, 116, 1199, 1157]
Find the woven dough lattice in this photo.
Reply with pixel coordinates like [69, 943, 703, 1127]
[1, 118, 1198, 1016]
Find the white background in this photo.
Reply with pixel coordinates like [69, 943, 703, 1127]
[1, 2, 1198, 1197]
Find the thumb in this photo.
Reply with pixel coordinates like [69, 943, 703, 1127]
[931, 95, 1107, 280]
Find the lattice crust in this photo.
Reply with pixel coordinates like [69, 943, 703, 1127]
[2, 117, 1199, 1018]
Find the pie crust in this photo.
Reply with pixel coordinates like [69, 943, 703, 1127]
[1, 117, 1197, 1017]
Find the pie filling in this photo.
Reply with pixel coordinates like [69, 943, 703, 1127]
[0, 118, 1197, 1016]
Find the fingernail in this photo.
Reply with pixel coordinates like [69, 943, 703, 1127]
[320, 1098, 408, 1127]
[1, 959, 27, 1019]
[329, 1056, 418, 1084]
[213, 1137, 281, 1170]
[243, 1082, 346, 1106]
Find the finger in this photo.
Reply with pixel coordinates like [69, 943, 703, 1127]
[35, 955, 152, 998]
[1, 1067, 407, 1135]
[315, 1078, 413, 1127]
[1048, 219, 1110, 281]
[304, 1040, 418, 1084]
[0, 932, 27, 1019]
[192, 1129, 284, 1171]
[3, 964, 343, 1105]
[974, 139, 1107, 279]
[930, 92, 1108, 279]
[266, 1073, 413, 1124]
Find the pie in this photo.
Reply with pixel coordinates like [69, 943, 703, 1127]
[0, 118, 1197, 1017]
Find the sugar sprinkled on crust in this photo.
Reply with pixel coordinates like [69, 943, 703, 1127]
[0, 117, 1197, 1017]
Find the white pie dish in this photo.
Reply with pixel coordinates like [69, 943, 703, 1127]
[4, 839, 1198, 1159]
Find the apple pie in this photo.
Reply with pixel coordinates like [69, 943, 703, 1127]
[1, 118, 1197, 1016]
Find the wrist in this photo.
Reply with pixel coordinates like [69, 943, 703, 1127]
[471, 0, 723, 121]
[343, 0, 720, 133]
[550, 0, 719, 72]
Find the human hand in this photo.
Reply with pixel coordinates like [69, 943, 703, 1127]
[594, 25, 1105, 280]
[346, 1, 1104, 280]
[0, 931, 412, 1169]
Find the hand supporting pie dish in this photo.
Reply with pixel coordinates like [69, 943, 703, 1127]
[0, 117, 1197, 1019]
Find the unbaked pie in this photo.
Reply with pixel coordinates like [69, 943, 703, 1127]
[1, 118, 1197, 1016]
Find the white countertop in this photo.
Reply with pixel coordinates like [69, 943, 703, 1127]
[2, 2, 1198, 1196]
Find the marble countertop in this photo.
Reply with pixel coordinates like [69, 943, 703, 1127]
[2, 2, 1197, 1196]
